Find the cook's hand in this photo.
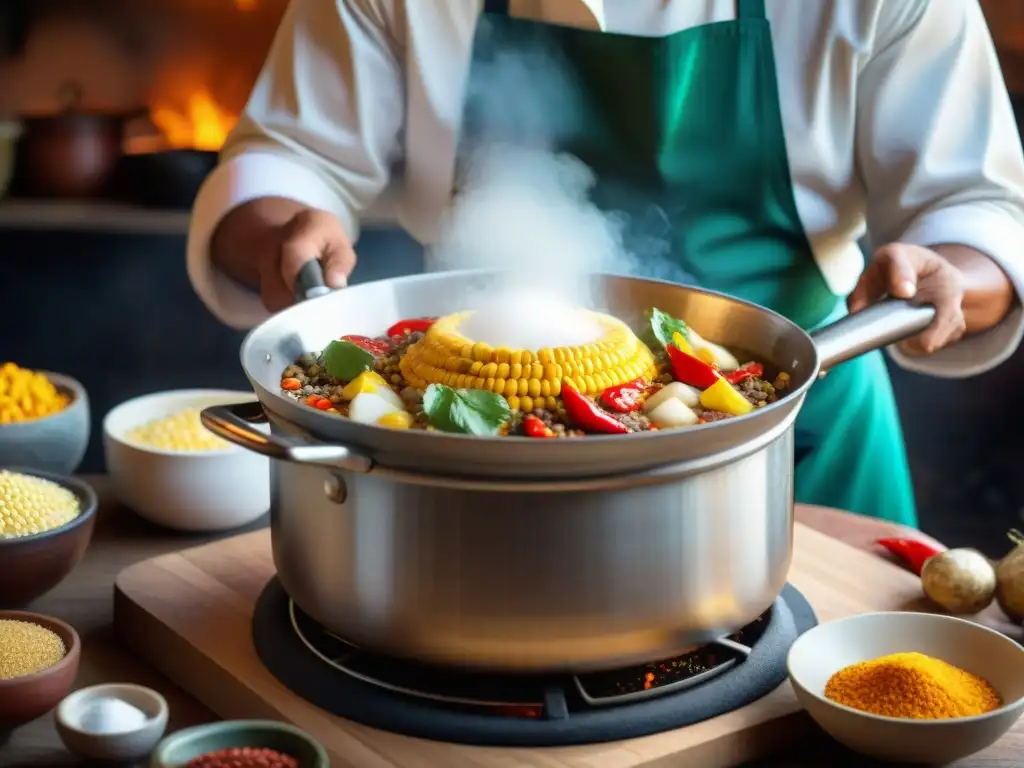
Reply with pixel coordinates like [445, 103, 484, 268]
[847, 243, 966, 356]
[259, 208, 356, 313]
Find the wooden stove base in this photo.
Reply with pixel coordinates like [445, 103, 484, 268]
[112, 523, 921, 767]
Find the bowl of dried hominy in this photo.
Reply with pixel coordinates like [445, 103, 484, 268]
[0, 363, 90, 475]
[0, 469, 98, 607]
[103, 390, 270, 532]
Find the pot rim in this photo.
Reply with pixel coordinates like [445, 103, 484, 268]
[241, 270, 821, 447]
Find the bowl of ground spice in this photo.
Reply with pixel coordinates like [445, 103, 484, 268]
[0, 610, 81, 731]
[0, 469, 98, 606]
[0, 364, 90, 475]
[787, 611, 1024, 763]
[150, 720, 328, 768]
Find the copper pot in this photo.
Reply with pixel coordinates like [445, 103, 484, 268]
[17, 81, 144, 199]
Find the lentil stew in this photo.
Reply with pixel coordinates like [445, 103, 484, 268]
[279, 307, 789, 438]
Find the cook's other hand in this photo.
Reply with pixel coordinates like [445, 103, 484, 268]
[210, 197, 356, 313]
[848, 243, 1015, 356]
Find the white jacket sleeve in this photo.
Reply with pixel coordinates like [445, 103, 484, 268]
[187, 0, 405, 330]
[856, 0, 1024, 377]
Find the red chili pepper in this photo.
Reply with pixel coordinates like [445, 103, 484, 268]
[666, 344, 721, 389]
[724, 362, 764, 385]
[386, 318, 436, 338]
[876, 537, 945, 575]
[522, 414, 555, 438]
[600, 377, 647, 413]
[340, 334, 391, 356]
[561, 383, 629, 434]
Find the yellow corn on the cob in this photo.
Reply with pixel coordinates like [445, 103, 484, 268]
[399, 310, 658, 412]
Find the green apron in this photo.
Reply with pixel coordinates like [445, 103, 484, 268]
[462, 0, 917, 527]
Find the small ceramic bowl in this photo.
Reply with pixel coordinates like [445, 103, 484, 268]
[0, 470, 97, 607]
[0, 371, 90, 475]
[56, 683, 168, 763]
[103, 389, 270, 532]
[788, 611, 1024, 764]
[150, 720, 329, 767]
[0, 611, 81, 732]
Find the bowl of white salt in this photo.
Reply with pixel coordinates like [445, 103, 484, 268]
[55, 682, 168, 762]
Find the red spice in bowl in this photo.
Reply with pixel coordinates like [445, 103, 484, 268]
[186, 746, 298, 768]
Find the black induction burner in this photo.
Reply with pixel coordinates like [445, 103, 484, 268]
[252, 579, 816, 746]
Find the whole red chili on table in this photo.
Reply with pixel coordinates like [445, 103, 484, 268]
[561, 383, 629, 434]
[522, 414, 555, 438]
[386, 318, 436, 338]
[340, 334, 392, 356]
[724, 362, 764, 385]
[599, 377, 647, 413]
[666, 344, 720, 389]
[876, 537, 945, 576]
[186, 746, 299, 768]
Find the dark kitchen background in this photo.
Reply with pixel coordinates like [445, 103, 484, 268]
[0, 0, 1021, 554]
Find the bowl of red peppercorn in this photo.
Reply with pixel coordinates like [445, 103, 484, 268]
[149, 720, 328, 768]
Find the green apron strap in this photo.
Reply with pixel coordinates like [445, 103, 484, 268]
[483, 0, 510, 15]
[737, 0, 766, 19]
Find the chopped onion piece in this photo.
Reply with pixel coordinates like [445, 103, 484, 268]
[644, 381, 700, 412]
[349, 392, 402, 425]
[647, 397, 699, 429]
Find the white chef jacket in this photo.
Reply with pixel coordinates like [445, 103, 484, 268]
[187, 0, 1024, 378]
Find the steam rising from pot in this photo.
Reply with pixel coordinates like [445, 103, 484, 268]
[429, 15, 695, 350]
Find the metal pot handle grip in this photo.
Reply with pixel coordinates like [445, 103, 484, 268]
[294, 260, 333, 303]
[200, 401, 374, 473]
[810, 298, 936, 372]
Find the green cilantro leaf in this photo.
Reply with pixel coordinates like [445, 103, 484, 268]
[422, 384, 511, 436]
[647, 307, 692, 350]
[322, 340, 374, 382]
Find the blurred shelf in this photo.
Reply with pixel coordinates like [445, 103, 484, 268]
[0, 199, 191, 235]
[0, 197, 400, 235]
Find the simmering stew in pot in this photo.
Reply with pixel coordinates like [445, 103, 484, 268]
[279, 307, 790, 437]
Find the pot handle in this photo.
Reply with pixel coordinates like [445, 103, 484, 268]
[810, 298, 936, 372]
[200, 400, 374, 473]
[294, 260, 333, 303]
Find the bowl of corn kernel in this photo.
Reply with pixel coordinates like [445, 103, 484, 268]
[0, 363, 90, 475]
[103, 390, 270, 532]
[0, 469, 98, 606]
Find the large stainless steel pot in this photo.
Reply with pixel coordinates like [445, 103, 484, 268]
[202, 270, 934, 672]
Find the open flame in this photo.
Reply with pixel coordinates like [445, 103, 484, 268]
[150, 89, 237, 152]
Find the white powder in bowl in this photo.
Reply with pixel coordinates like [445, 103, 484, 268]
[75, 696, 149, 734]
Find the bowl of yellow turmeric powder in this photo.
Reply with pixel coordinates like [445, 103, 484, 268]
[787, 611, 1024, 763]
[103, 389, 270, 532]
[0, 363, 90, 475]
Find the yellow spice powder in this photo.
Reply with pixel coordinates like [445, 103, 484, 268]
[824, 651, 1001, 720]
[0, 470, 82, 539]
[0, 619, 67, 680]
[0, 362, 71, 424]
[126, 408, 230, 452]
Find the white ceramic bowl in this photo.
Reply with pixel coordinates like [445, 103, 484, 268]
[788, 612, 1024, 764]
[103, 389, 270, 532]
[56, 683, 168, 763]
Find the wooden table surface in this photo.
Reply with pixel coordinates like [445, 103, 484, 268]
[0, 476, 1020, 767]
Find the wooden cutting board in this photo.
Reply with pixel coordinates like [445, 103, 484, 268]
[113, 521, 925, 767]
